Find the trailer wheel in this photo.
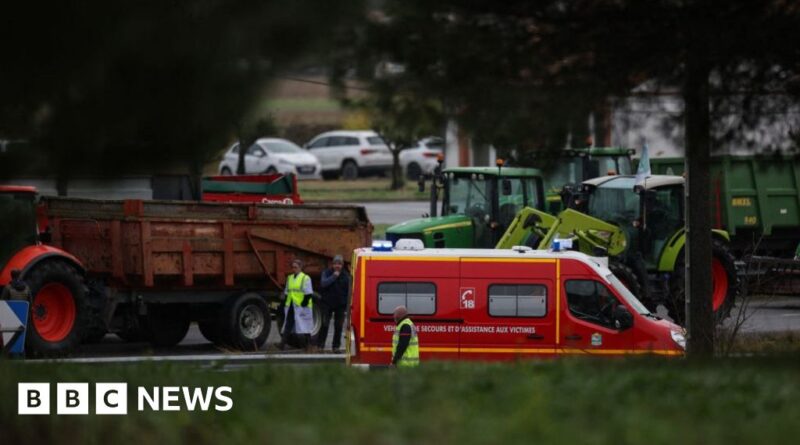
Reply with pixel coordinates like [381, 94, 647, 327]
[668, 239, 738, 325]
[221, 293, 270, 351]
[198, 320, 223, 345]
[25, 260, 89, 357]
[141, 306, 190, 347]
[275, 297, 322, 346]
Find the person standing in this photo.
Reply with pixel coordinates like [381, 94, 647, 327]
[0, 269, 30, 301]
[391, 305, 419, 367]
[278, 259, 315, 350]
[316, 254, 350, 353]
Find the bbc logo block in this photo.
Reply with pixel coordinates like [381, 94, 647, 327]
[18, 383, 128, 415]
[18, 383, 232, 414]
[18, 383, 50, 415]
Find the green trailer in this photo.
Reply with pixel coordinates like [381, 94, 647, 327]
[649, 155, 800, 256]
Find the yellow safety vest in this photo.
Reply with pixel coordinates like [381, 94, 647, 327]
[392, 318, 419, 367]
[285, 272, 311, 308]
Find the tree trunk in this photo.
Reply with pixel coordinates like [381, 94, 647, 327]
[390, 148, 404, 190]
[236, 138, 247, 175]
[683, 33, 714, 357]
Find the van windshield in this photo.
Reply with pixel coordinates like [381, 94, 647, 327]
[606, 273, 650, 315]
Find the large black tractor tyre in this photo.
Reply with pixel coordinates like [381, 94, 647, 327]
[141, 305, 191, 348]
[668, 239, 738, 325]
[218, 293, 271, 351]
[608, 260, 645, 302]
[24, 260, 89, 357]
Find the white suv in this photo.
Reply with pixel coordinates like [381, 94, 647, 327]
[304, 130, 392, 179]
[400, 136, 444, 180]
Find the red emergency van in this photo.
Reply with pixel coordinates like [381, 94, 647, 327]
[347, 243, 685, 365]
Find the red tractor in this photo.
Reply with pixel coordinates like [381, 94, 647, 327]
[0, 186, 88, 357]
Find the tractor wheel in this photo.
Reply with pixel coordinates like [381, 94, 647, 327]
[220, 293, 270, 351]
[25, 260, 89, 357]
[668, 239, 738, 325]
[608, 260, 645, 302]
[141, 305, 190, 348]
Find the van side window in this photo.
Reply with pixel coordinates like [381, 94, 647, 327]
[377, 282, 436, 315]
[488, 284, 547, 317]
[565, 280, 621, 329]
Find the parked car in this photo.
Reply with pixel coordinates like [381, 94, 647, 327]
[304, 130, 393, 179]
[218, 138, 321, 180]
[399, 136, 444, 180]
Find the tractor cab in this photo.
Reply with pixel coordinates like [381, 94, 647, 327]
[544, 147, 635, 213]
[0, 186, 39, 269]
[573, 175, 684, 269]
[387, 163, 545, 248]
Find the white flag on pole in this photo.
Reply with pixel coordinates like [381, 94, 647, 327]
[635, 142, 651, 186]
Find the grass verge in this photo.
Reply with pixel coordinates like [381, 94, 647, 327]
[2, 357, 800, 445]
[299, 179, 427, 202]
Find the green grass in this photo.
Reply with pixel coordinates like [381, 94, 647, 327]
[2, 358, 800, 445]
[263, 98, 343, 112]
[299, 179, 427, 202]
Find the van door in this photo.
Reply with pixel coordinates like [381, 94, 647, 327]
[360, 258, 461, 364]
[559, 277, 637, 354]
[458, 259, 557, 360]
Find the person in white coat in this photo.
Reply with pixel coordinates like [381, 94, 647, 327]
[278, 259, 315, 350]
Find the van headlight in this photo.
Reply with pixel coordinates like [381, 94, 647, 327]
[670, 330, 686, 350]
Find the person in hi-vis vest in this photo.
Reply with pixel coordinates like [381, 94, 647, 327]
[391, 306, 419, 367]
[278, 259, 315, 350]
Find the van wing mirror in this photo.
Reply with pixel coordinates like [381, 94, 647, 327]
[613, 305, 633, 330]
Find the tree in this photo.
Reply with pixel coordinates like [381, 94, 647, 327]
[0, 1, 364, 189]
[337, 0, 800, 356]
[234, 117, 279, 175]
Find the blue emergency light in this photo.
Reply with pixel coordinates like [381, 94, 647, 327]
[371, 240, 393, 252]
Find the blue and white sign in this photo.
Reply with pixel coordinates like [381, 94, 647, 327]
[1, 300, 29, 355]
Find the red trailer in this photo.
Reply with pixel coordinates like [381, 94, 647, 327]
[201, 174, 303, 204]
[0, 186, 371, 356]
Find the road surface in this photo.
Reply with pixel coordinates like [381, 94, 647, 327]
[347, 201, 429, 225]
[70, 297, 800, 360]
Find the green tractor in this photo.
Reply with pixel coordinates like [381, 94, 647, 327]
[540, 147, 635, 213]
[386, 146, 635, 248]
[498, 174, 738, 324]
[386, 162, 546, 248]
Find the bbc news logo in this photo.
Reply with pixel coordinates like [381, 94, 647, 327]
[18, 383, 233, 415]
